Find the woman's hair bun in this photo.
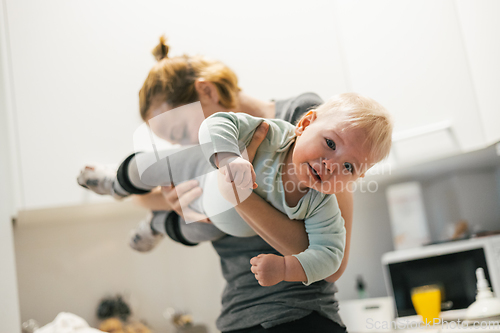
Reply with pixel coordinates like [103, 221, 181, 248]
[151, 35, 169, 62]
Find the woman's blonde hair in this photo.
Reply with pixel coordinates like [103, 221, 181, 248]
[308, 92, 393, 163]
[139, 36, 241, 121]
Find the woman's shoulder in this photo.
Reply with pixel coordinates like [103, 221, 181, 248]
[274, 92, 324, 124]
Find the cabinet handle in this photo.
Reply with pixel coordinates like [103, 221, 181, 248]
[391, 120, 460, 163]
[392, 120, 456, 144]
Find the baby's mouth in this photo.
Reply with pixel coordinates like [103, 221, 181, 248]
[308, 163, 322, 182]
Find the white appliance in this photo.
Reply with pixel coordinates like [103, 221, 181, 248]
[382, 234, 500, 322]
[338, 297, 394, 332]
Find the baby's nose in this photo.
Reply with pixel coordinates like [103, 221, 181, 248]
[322, 158, 337, 173]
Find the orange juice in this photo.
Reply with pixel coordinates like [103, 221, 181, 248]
[411, 285, 441, 324]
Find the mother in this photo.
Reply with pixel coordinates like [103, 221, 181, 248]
[130, 37, 353, 333]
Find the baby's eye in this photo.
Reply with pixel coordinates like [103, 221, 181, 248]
[325, 139, 336, 150]
[344, 162, 354, 174]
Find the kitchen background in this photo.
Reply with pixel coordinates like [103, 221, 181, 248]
[1, 0, 499, 332]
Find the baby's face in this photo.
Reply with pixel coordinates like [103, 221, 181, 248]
[292, 111, 373, 194]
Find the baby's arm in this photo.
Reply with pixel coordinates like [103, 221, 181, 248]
[199, 112, 276, 192]
[199, 112, 275, 169]
[251, 195, 346, 286]
[293, 195, 346, 285]
[324, 189, 353, 282]
[250, 253, 306, 286]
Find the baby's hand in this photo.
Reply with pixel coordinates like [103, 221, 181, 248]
[250, 254, 285, 287]
[219, 156, 257, 190]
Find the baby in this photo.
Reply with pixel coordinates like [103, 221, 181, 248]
[198, 92, 392, 286]
[78, 92, 392, 286]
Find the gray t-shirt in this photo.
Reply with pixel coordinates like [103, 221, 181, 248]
[212, 93, 345, 331]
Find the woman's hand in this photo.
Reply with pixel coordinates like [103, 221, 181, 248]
[245, 121, 269, 162]
[131, 181, 209, 222]
[160, 181, 209, 223]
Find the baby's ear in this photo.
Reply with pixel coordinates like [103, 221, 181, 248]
[295, 111, 317, 136]
[294, 125, 304, 136]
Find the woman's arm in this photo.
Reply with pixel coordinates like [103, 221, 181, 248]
[248, 191, 353, 286]
[131, 187, 169, 210]
[235, 194, 308, 255]
[131, 180, 209, 223]
[236, 189, 353, 282]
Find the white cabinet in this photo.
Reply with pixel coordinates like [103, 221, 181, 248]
[455, 0, 500, 146]
[0, 0, 21, 327]
[5, 0, 499, 210]
[4, 0, 152, 210]
[4, 0, 347, 210]
[334, 0, 486, 166]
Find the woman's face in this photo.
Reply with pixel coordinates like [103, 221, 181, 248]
[146, 101, 207, 145]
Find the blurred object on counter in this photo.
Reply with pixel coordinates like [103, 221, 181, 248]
[451, 219, 469, 240]
[34, 313, 102, 333]
[99, 318, 123, 333]
[22, 319, 39, 333]
[472, 230, 500, 238]
[97, 295, 151, 333]
[177, 325, 208, 333]
[338, 297, 394, 332]
[465, 267, 500, 321]
[411, 284, 441, 325]
[97, 295, 131, 322]
[441, 219, 470, 242]
[386, 182, 430, 250]
[99, 318, 150, 333]
[356, 275, 369, 299]
[164, 308, 208, 333]
[434, 220, 470, 245]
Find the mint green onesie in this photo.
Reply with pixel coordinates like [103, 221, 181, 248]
[199, 112, 346, 285]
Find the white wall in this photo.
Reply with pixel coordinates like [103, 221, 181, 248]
[0, 0, 21, 331]
[0, 167, 21, 333]
[335, 188, 394, 300]
[0, 83, 22, 333]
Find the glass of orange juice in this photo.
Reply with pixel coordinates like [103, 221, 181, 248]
[411, 285, 441, 325]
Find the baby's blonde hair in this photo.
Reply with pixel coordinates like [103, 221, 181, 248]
[308, 92, 393, 163]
